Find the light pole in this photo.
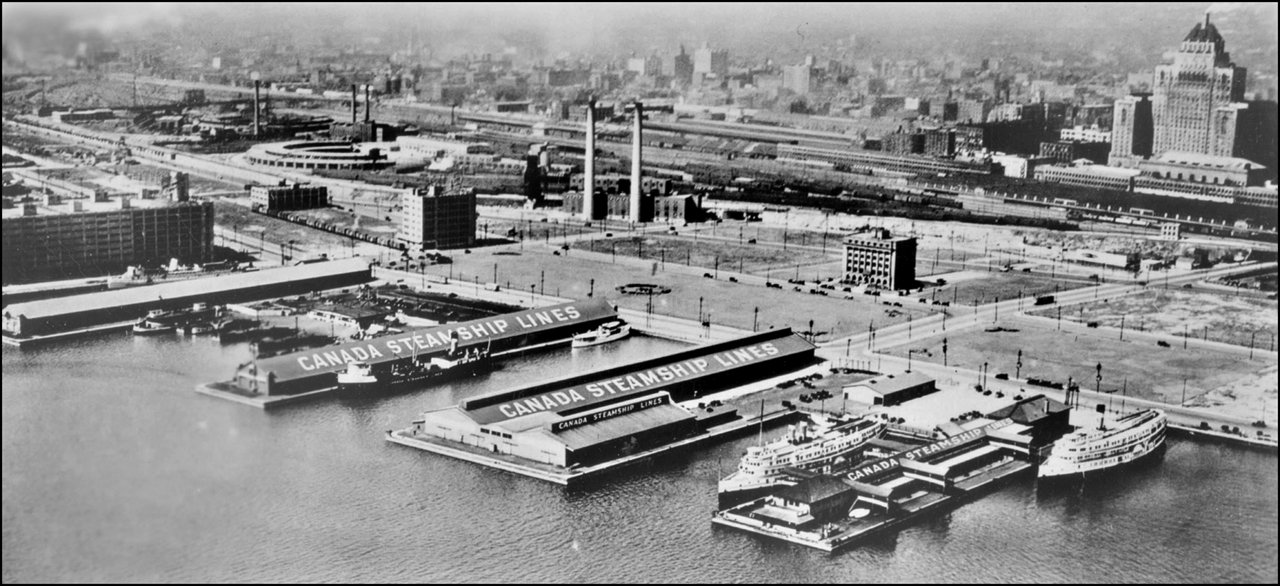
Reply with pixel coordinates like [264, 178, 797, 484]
[698, 296, 703, 323]
[1015, 349, 1022, 380]
[753, 307, 759, 332]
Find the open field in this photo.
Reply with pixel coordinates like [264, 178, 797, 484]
[412, 245, 934, 340]
[880, 315, 1276, 423]
[1030, 287, 1278, 349]
[571, 235, 840, 278]
[922, 270, 1079, 306]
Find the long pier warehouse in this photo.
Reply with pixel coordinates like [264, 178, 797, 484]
[2, 258, 372, 339]
[396, 328, 816, 472]
[225, 298, 617, 396]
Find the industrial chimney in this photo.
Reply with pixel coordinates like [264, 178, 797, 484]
[629, 101, 644, 222]
[252, 79, 261, 137]
[583, 98, 597, 221]
[364, 85, 372, 124]
[350, 84, 358, 124]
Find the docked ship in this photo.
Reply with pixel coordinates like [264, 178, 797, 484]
[132, 319, 176, 335]
[133, 309, 176, 335]
[571, 320, 630, 348]
[718, 414, 885, 506]
[1038, 409, 1167, 478]
[336, 341, 495, 397]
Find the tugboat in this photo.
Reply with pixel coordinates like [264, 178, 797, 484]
[336, 337, 495, 397]
[571, 320, 631, 348]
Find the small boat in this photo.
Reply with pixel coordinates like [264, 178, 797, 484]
[189, 323, 216, 335]
[571, 320, 631, 348]
[132, 320, 175, 335]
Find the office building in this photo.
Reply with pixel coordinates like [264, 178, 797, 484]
[842, 229, 916, 291]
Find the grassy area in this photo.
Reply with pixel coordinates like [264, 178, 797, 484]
[881, 315, 1273, 412]
[417, 245, 935, 340]
[1029, 288, 1278, 349]
[571, 235, 839, 277]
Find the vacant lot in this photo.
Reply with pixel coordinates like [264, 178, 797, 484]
[417, 245, 935, 340]
[1030, 288, 1278, 348]
[571, 234, 840, 278]
[881, 315, 1274, 421]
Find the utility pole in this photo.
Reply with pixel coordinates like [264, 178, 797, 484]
[1015, 349, 1022, 379]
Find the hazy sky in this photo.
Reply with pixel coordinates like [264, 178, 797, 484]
[3, 2, 1277, 67]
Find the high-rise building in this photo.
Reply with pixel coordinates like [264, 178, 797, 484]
[842, 229, 916, 291]
[782, 65, 813, 95]
[693, 43, 728, 77]
[1150, 14, 1248, 158]
[1110, 94, 1154, 167]
[397, 186, 476, 250]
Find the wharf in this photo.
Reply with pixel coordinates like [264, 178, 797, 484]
[712, 458, 1032, 553]
[387, 407, 803, 485]
[3, 320, 133, 347]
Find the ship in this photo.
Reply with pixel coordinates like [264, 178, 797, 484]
[132, 319, 176, 335]
[571, 320, 631, 348]
[1038, 409, 1167, 478]
[718, 413, 885, 507]
[336, 339, 495, 397]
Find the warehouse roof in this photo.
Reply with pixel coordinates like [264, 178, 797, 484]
[2, 258, 370, 321]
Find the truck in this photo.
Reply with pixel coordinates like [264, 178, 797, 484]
[1034, 295, 1055, 306]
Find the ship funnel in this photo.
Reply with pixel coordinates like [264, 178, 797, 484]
[449, 331, 459, 355]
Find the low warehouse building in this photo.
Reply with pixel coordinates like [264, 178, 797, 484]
[2, 259, 372, 338]
[408, 329, 816, 468]
[231, 299, 617, 396]
[843, 371, 937, 407]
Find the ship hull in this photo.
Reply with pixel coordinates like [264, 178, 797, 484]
[336, 359, 493, 398]
[1038, 432, 1167, 480]
[571, 328, 630, 348]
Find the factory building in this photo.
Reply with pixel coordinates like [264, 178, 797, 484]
[1, 198, 214, 285]
[250, 183, 328, 212]
[842, 229, 917, 291]
[397, 186, 477, 250]
[408, 329, 816, 469]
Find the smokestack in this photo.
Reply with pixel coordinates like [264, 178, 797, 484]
[364, 85, 371, 124]
[253, 80, 261, 137]
[629, 101, 643, 222]
[583, 98, 596, 221]
[351, 84, 358, 124]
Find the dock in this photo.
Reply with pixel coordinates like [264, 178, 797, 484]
[712, 458, 1032, 552]
[387, 406, 802, 485]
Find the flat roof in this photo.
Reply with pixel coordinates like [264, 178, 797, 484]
[1154, 151, 1265, 171]
[461, 329, 814, 425]
[3, 258, 370, 321]
[251, 298, 615, 383]
[845, 371, 935, 397]
[555, 401, 695, 451]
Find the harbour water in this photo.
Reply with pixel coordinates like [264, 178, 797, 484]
[3, 332, 1277, 583]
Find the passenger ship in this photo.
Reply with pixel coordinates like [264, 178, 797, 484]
[1039, 409, 1167, 478]
[718, 414, 885, 505]
[571, 320, 630, 348]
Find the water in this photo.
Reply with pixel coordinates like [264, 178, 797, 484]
[4, 332, 1277, 583]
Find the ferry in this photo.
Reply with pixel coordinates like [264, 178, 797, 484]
[571, 320, 630, 348]
[336, 341, 495, 397]
[1038, 409, 1167, 478]
[718, 414, 885, 505]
